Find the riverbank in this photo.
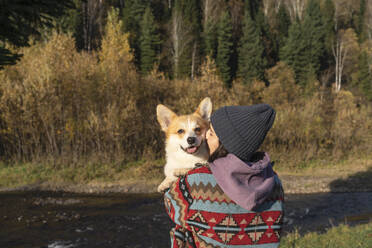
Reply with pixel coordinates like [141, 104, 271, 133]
[0, 157, 371, 194]
[1, 190, 372, 248]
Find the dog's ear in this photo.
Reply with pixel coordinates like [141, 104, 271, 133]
[195, 97, 212, 121]
[157, 104, 177, 132]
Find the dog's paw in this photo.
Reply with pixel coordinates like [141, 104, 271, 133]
[157, 184, 168, 193]
[157, 178, 174, 193]
[173, 168, 191, 177]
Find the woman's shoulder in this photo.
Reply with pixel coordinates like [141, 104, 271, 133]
[185, 163, 235, 204]
[185, 163, 220, 188]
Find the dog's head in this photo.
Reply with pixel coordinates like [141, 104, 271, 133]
[157, 97, 212, 155]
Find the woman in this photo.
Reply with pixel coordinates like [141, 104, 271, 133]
[164, 104, 284, 247]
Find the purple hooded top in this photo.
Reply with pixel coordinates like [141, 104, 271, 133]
[209, 152, 275, 211]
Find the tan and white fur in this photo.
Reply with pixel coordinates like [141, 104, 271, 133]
[156, 97, 212, 192]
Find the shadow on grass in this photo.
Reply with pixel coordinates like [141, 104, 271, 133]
[329, 167, 372, 192]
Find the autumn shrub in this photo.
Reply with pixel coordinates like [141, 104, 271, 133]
[258, 63, 327, 163]
[258, 63, 371, 165]
[331, 90, 372, 158]
[0, 17, 370, 169]
[0, 9, 172, 164]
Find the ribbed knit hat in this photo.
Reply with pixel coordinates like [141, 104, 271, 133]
[210, 104, 276, 161]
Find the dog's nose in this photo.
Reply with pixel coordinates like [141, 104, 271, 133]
[187, 137, 196, 145]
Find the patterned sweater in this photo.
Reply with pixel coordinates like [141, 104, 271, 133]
[164, 165, 284, 248]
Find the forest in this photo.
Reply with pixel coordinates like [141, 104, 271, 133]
[0, 0, 371, 168]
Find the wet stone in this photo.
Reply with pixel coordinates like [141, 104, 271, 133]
[33, 197, 82, 206]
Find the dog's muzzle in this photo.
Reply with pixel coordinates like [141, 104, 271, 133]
[181, 140, 204, 154]
[180, 145, 199, 154]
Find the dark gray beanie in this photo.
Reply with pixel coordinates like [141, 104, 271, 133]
[210, 104, 276, 161]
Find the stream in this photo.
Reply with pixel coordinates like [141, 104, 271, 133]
[0, 191, 371, 248]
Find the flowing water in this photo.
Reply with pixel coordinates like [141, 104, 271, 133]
[0, 191, 371, 248]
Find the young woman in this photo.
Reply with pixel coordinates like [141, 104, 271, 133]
[164, 104, 284, 247]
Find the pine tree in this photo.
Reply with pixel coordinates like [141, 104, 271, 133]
[54, 0, 80, 34]
[321, 0, 335, 67]
[302, 0, 326, 75]
[280, 21, 308, 84]
[356, 0, 367, 42]
[276, 3, 291, 50]
[238, 12, 267, 84]
[255, 9, 277, 67]
[216, 10, 233, 87]
[0, 0, 74, 67]
[204, 20, 218, 58]
[122, 0, 147, 32]
[201, 0, 223, 59]
[122, 0, 147, 67]
[281, 0, 325, 85]
[357, 51, 372, 100]
[244, 0, 260, 20]
[139, 6, 161, 75]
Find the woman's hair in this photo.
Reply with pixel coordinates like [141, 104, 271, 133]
[208, 142, 229, 162]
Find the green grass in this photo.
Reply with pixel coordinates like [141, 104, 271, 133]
[276, 156, 372, 177]
[0, 159, 165, 188]
[0, 156, 370, 190]
[280, 223, 372, 248]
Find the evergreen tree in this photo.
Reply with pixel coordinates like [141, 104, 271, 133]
[122, 0, 147, 66]
[321, 0, 335, 67]
[0, 0, 74, 67]
[280, 21, 308, 84]
[201, 0, 224, 59]
[238, 12, 267, 84]
[122, 0, 147, 32]
[0, 47, 20, 68]
[276, 3, 291, 50]
[139, 7, 161, 75]
[204, 20, 218, 58]
[244, 0, 260, 20]
[53, 0, 85, 50]
[255, 9, 277, 67]
[281, 0, 326, 85]
[357, 51, 372, 100]
[356, 0, 367, 42]
[55, 0, 80, 34]
[216, 10, 233, 87]
[302, 0, 326, 75]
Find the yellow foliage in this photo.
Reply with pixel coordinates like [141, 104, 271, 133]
[99, 7, 133, 81]
[264, 62, 301, 106]
[199, 56, 220, 85]
[0, 31, 370, 167]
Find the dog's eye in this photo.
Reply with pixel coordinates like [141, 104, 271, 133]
[177, 129, 185, 134]
[194, 127, 201, 132]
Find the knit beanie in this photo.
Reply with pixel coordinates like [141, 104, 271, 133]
[210, 104, 276, 161]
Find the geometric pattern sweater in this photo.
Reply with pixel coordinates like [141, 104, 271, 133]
[164, 164, 284, 248]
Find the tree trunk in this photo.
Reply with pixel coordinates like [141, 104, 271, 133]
[191, 42, 197, 81]
[82, 0, 105, 51]
[285, 0, 306, 20]
[172, 12, 180, 79]
[171, 7, 193, 79]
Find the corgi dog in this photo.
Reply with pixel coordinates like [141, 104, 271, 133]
[156, 97, 212, 192]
